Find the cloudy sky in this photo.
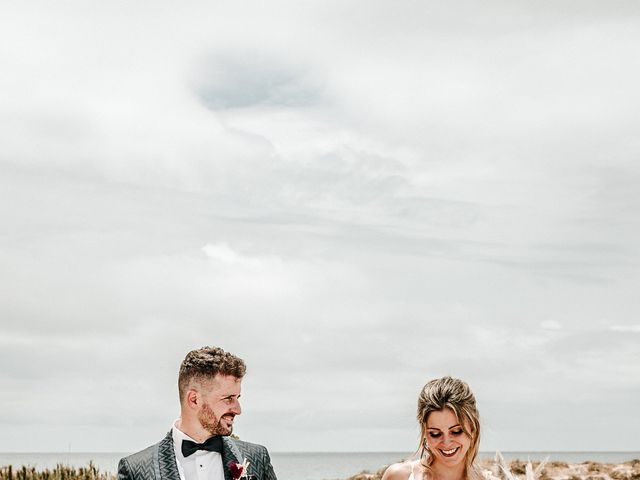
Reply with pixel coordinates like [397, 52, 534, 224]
[1, 0, 639, 454]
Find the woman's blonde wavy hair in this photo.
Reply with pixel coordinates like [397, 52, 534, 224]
[416, 376, 481, 479]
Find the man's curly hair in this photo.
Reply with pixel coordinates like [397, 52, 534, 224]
[178, 346, 246, 402]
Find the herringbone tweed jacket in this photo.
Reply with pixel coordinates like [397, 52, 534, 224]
[118, 432, 277, 480]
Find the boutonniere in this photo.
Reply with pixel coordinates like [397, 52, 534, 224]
[228, 459, 251, 480]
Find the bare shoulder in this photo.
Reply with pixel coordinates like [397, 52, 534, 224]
[381, 461, 414, 480]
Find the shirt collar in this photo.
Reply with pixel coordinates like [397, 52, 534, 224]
[172, 419, 222, 461]
[172, 419, 197, 461]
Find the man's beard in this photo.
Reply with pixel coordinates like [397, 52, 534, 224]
[198, 401, 234, 436]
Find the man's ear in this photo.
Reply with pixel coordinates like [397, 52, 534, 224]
[186, 389, 199, 409]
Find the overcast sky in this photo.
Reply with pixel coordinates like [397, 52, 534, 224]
[1, 0, 639, 454]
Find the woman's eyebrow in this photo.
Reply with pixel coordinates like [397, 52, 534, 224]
[427, 424, 462, 430]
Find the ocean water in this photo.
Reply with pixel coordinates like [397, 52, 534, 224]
[0, 452, 638, 480]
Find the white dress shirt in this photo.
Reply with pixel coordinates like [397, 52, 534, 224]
[172, 421, 225, 480]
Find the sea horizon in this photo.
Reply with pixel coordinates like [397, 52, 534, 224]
[3, 450, 639, 454]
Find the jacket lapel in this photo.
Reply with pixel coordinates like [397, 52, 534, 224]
[157, 431, 181, 480]
[154, 431, 242, 480]
[222, 436, 244, 480]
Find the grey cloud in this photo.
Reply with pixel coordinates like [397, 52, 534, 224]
[590, 166, 640, 220]
[326, 0, 640, 34]
[193, 52, 323, 110]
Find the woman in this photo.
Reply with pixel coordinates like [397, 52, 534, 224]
[382, 376, 482, 480]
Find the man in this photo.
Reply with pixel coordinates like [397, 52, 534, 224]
[118, 346, 277, 480]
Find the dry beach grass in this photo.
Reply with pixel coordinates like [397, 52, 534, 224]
[0, 459, 639, 480]
[0, 463, 115, 480]
[346, 459, 640, 480]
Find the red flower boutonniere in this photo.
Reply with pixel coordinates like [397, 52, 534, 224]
[228, 459, 250, 480]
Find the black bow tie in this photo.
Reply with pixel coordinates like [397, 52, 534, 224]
[181, 436, 224, 457]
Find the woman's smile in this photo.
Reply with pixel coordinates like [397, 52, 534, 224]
[439, 446, 460, 457]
